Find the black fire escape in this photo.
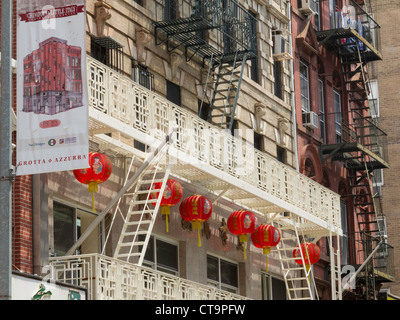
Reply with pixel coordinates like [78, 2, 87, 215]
[316, 0, 394, 299]
[154, 0, 257, 131]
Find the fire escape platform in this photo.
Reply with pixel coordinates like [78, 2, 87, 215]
[316, 28, 382, 63]
[87, 56, 342, 240]
[320, 142, 390, 170]
[154, 19, 257, 64]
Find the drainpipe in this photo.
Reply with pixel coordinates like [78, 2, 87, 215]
[0, 0, 13, 300]
[288, 1, 299, 173]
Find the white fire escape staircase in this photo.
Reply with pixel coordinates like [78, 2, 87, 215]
[113, 156, 172, 265]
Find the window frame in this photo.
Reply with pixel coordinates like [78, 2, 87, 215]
[52, 200, 103, 256]
[333, 88, 342, 143]
[300, 60, 310, 113]
[318, 77, 326, 143]
[207, 254, 239, 294]
[261, 272, 287, 300]
[340, 200, 349, 266]
[141, 235, 179, 276]
[166, 80, 181, 106]
[249, 10, 259, 84]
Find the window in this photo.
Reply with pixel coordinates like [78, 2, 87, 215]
[254, 132, 263, 151]
[249, 11, 259, 83]
[368, 79, 379, 119]
[261, 273, 287, 300]
[132, 60, 154, 90]
[133, 0, 144, 6]
[333, 89, 342, 143]
[166, 80, 181, 106]
[164, 0, 177, 21]
[198, 100, 210, 121]
[318, 78, 326, 143]
[277, 145, 286, 163]
[373, 168, 384, 197]
[222, 0, 238, 54]
[207, 255, 238, 293]
[314, 0, 321, 30]
[141, 235, 179, 275]
[340, 200, 349, 265]
[274, 60, 283, 99]
[272, 28, 283, 99]
[90, 36, 124, 72]
[300, 60, 310, 112]
[53, 201, 102, 256]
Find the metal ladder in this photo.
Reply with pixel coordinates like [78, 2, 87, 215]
[329, 231, 343, 300]
[273, 214, 318, 300]
[200, 51, 247, 131]
[113, 158, 172, 265]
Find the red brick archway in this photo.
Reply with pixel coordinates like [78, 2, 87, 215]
[299, 144, 323, 184]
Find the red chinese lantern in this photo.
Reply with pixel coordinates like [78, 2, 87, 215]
[251, 224, 281, 271]
[149, 179, 183, 232]
[73, 152, 112, 212]
[179, 195, 212, 247]
[293, 243, 320, 274]
[227, 210, 258, 259]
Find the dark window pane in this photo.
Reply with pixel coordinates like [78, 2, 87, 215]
[166, 80, 181, 106]
[271, 277, 287, 300]
[277, 145, 285, 163]
[198, 100, 210, 121]
[156, 239, 178, 271]
[139, 235, 155, 263]
[220, 259, 238, 287]
[254, 132, 262, 151]
[207, 255, 219, 282]
[53, 202, 74, 256]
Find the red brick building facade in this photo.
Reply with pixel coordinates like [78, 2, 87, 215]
[23, 37, 83, 115]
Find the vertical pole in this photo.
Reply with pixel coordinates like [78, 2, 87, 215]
[0, 0, 14, 300]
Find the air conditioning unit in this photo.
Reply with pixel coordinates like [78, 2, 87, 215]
[273, 31, 286, 55]
[299, 0, 317, 15]
[273, 30, 292, 60]
[302, 111, 319, 129]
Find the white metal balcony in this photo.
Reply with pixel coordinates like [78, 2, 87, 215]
[49, 254, 248, 300]
[87, 56, 342, 239]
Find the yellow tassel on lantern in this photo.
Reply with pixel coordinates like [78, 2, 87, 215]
[263, 247, 271, 272]
[305, 264, 311, 284]
[88, 181, 98, 213]
[161, 206, 171, 233]
[239, 234, 248, 260]
[192, 221, 202, 247]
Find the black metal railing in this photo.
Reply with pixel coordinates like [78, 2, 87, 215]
[317, 0, 381, 54]
[347, 232, 395, 283]
[154, 0, 257, 56]
[132, 60, 154, 91]
[323, 111, 388, 164]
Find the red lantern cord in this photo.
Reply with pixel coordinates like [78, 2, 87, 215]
[149, 179, 183, 232]
[73, 152, 112, 212]
[227, 210, 258, 260]
[179, 195, 212, 247]
[251, 224, 281, 272]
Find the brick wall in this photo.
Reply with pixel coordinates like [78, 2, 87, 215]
[1, 0, 35, 274]
[370, 0, 400, 296]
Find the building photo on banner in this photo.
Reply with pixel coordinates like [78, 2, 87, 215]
[16, 0, 89, 175]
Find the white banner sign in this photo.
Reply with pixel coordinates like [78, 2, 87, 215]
[16, 1, 88, 175]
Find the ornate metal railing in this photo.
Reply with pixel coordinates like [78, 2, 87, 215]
[49, 254, 249, 300]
